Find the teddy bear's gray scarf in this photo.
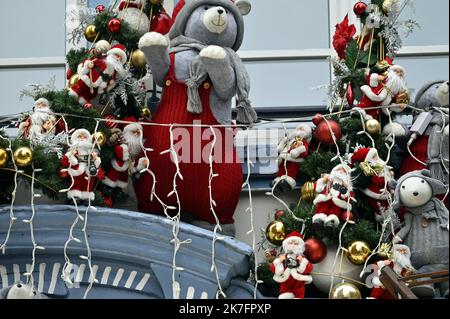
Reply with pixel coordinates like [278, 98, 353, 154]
[170, 35, 257, 125]
[427, 108, 449, 182]
[406, 198, 449, 230]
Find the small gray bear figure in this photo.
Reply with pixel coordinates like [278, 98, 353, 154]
[0, 282, 48, 299]
[393, 170, 449, 298]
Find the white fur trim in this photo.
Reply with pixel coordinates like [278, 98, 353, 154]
[111, 159, 129, 172]
[362, 188, 388, 200]
[290, 273, 313, 284]
[365, 148, 378, 162]
[313, 193, 331, 205]
[372, 276, 383, 288]
[107, 48, 127, 63]
[315, 179, 327, 193]
[67, 190, 82, 199]
[278, 293, 295, 299]
[332, 197, 352, 210]
[369, 74, 379, 87]
[65, 152, 79, 167]
[325, 214, 340, 226]
[81, 192, 95, 201]
[116, 180, 128, 189]
[278, 175, 297, 189]
[138, 32, 169, 48]
[68, 89, 79, 99]
[297, 258, 309, 274]
[102, 176, 117, 188]
[361, 85, 388, 102]
[312, 213, 327, 223]
[289, 145, 307, 159]
[200, 45, 227, 59]
[68, 164, 87, 177]
[94, 157, 101, 168]
[382, 122, 407, 137]
[135, 157, 148, 172]
[121, 144, 130, 161]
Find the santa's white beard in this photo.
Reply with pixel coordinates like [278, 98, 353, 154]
[73, 141, 94, 156]
[106, 54, 126, 78]
[386, 69, 407, 96]
[123, 132, 142, 157]
[283, 243, 304, 256]
[393, 251, 413, 271]
[31, 108, 51, 125]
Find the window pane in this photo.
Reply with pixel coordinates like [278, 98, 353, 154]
[0, 0, 66, 59]
[241, 0, 330, 51]
[245, 60, 330, 108]
[401, 0, 449, 46]
[0, 67, 65, 115]
[396, 56, 449, 100]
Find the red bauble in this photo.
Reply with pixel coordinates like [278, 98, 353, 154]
[274, 210, 285, 220]
[66, 68, 73, 80]
[312, 113, 324, 126]
[346, 82, 354, 107]
[96, 5, 106, 13]
[83, 103, 93, 109]
[304, 238, 327, 264]
[315, 120, 342, 145]
[353, 2, 367, 16]
[150, 11, 173, 35]
[108, 18, 122, 33]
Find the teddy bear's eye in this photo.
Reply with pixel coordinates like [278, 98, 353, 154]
[402, 186, 406, 189]
[421, 180, 425, 183]
[204, 6, 209, 10]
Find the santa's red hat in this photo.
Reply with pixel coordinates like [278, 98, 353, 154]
[351, 147, 378, 165]
[285, 231, 304, 241]
[107, 44, 127, 63]
[122, 116, 143, 132]
[118, 0, 143, 11]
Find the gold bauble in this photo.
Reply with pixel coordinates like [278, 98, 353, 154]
[0, 148, 9, 167]
[301, 181, 316, 203]
[365, 119, 381, 135]
[13, 147, 33, 167]
[84, 25, 99, 42]
[378, 243, 393, 260]
[149, 0, 163, 4]
[68, 73, 80, 88]
[346, 241, 372, 265]
[131, 49, 147, 69]
[93, 132, 107, 146]
[395, 90, 410, 105]
[382, 0, 395, 14]
[265, 221, 286, 246]
[330, 282, 362, 299]
[141, 107, 152, 118]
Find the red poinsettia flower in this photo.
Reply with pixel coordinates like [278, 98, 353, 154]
[333, 14, 357, 60]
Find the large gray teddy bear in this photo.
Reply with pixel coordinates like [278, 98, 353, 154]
[393, 170, 449, 298]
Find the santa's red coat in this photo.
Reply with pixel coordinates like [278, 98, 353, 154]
[270, 258, 314, 299]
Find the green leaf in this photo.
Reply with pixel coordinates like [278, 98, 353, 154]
[345, 39, 360, 70]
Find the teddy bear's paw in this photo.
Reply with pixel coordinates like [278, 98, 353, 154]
[139, 32, 169, 48]
[200, 45, 227, 60]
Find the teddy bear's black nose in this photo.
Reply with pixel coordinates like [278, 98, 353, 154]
[413, 192, 419, 197]
[217, 9, 224, 14]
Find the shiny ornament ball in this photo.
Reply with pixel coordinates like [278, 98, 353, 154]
[84, 25, 99, 42]
[274, 210, 285, 220]
[346, 241, 372, 265]
[13, 147, 33, 167]
[68, 73, 80, 88]
[312, 113, 323, 126]
[265, 221, 286, 246]
[378, 243, 393, 259]
[330, 282, 362, 299]
[382, 0, 395, 14]
[83, 103, 93, 110]
[150, 11, 173, 35]
[141, 107, 152, 118]
[301, 181, 316, 203]
[131, 49, 147, 69]
[346, 83, 355, 107]
[66, 68, 74, 81]
[353, 2, 368, 16]
[0, 148, 9, 167]
[108, 18, 122, 33]
[315, 120, 342, 145]
[93, 132, 107, 146]
[365, 119, 381, 135]
[150, 0, 163, 5]
[304, 238, 327, 264]
[95, 5, 106, 13]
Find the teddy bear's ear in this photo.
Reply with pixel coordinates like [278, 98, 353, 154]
[235, 0, 251, 16]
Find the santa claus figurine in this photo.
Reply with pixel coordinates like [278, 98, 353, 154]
[102, 118, 149, 200]
[18, 98, 54, 139]
[270, 231, 313, 299]
[369, 244, 415, 299]
[272, 124, 312, 192]
[313, 163, 357, 228]
[61, 129, 103, 203]
[69, 44, 128, 106]
[351, 147, 394, 222]
[356, 62, 409, 120]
